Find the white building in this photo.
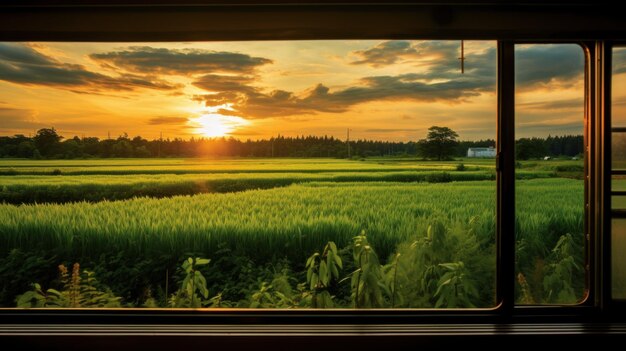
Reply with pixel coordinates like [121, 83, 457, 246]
[467, 146, 496, 158]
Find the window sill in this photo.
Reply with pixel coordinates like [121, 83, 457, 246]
[2, 323, 626, 350]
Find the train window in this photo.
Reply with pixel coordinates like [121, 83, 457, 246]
[514, 44, 586, 304]
[0, 40, 498, 309]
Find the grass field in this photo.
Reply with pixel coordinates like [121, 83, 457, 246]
[0, 158, 571, 204]
[0, 157, 581, 175]
[0, 157, 585, 308]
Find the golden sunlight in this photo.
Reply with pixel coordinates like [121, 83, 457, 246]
[189, 113, 249, 138]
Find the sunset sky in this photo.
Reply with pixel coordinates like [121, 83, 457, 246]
[0, 41, 589, 141]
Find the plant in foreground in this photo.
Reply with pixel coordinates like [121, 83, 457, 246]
[169, 257, 211, 308]
[349, 232, 386, 308]
[306, 241, 342, 308]
[16, 263, 121, 308]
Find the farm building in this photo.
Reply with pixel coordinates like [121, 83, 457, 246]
[467, 147, 496, 158]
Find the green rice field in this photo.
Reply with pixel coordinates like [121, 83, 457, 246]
[0, 158, 585, 308]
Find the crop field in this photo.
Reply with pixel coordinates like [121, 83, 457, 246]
[0, 158, 585, 308]
[0, 158, 571, 204]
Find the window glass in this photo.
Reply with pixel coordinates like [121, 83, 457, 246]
[0, 40, 497, 309]
[612, 47, 626, 299]
[514, 44, 586, 304]
[613, 219, 626, 300]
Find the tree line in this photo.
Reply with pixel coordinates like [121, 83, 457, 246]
[0, 127, 583, 159]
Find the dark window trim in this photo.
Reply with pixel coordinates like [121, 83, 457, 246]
[1, 3, 626, 42]
[1, 1, 625, 346]
[497, 40, 515, 315]
[605, 41, 626, 310]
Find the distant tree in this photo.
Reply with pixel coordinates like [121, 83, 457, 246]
[417, 126, 459, 160]
[516, 137, 546, 160]
[82, 137, 100, 156]
[33, 128, 62, 157]
[16, 141, 36, 158]
[0, 130, 584, 160]
[134, 145, 152, 157]
[61, 138, 82, 158]
[112, 140, 133, 157]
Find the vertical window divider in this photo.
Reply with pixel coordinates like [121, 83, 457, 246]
[497, 40, 515, 316]
[580, 40, 597, 308]
[598, 41, 612, 310]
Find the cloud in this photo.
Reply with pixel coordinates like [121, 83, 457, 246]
[613, 97, 626, 106]
[613, 47, 626, 74]
[0, 106, 39, 129]
[0, 43, 181, 93]
[147, 116, 189, 125]
[517, 121, 583, 136]
[351, 41, 421, 67]
[193, 69, 495, 119]
[365, 128, 419, 133]
[518, 98, 584, 110]
[90, 46, 272, 75]
[192, 74, 256, 92]
[515, 44, 584, 90]
[351, 40, 479, 73]
[516, 109, 583, 138]
[352, 41, 583, 90]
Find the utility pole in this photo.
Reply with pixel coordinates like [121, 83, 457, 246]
[107, 131, 111, 140]
[271, 137, 274, 157]
[347, 128, 352, 158]
[459, 40, 465, 74]
[158, 131, 162, 158]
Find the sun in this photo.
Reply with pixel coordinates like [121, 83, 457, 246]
[190, 113, 249, 138]
[194, 114, 232, 137]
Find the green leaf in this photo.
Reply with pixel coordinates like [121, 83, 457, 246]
[195, 258, 210, 266]
[435, 294, 446, 308]
[329, 242, 337, 254]
[46, 289, 63, 297]
[310, 274, 318, 290]
[333, 253, 343, 268]
[195, 273, 208, 298]
[16, 291, 37, 307]
[319, 260, 328, 286]
[331, 263, 339, 279]
[439, 262, 459, 271]
[182, 276, 191, 294]
[199, 286, 209, 299]
[306, 255, 314, 268]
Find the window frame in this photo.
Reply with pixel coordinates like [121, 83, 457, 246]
[504, 41, 594, 313]
[0, 1, 625, 345]
[604, 41, 626, 311]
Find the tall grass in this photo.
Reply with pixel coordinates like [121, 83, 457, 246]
[0, 171, 501, 204]
[0, 179, 582, 264]
[0, 181, 499, 262]
[0, 158, 478, 175]
[516, 178, 584, 303]
[0, 178, 584, 307]
[1, 170, 560, 204]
